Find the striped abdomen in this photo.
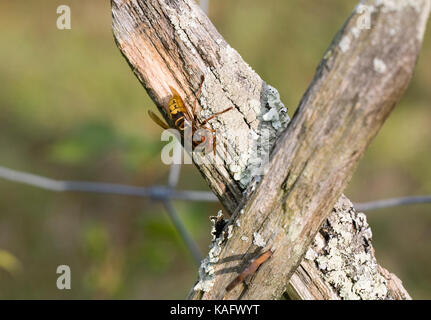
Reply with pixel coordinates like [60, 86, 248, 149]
[168, 96, 188, 130]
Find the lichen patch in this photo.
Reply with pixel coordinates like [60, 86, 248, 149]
[253, 232, 267, 247]
[194, 233, 223, 292]
[194, 210, 229, 292]
[308, 195, 389, 300]
[373, 58, 387, 73]
[375, 0, 423, 13]
[241, 235, 249, 242]
[339, 35, 351, 52]
[236, 84, 290, 188]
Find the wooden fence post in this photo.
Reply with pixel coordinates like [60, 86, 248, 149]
[111, 0, 429, 299]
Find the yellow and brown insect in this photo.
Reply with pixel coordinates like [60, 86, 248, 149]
[148, 75, 233, 156]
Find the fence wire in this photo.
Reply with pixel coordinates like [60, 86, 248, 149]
[1, 163, 430, 265]
[0, 164, 214, 266]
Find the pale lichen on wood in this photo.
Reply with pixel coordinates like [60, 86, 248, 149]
[309, 196, 398, 299]
[287, 195, 412, 300]
[193, 211, 226, 293]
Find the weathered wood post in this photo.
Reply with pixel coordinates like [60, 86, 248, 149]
[111, 0, 429, 299]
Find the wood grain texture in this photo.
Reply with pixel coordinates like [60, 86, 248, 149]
[111, 0, 429, 299]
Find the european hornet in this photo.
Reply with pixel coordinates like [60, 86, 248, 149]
[148, 75, 233, 156]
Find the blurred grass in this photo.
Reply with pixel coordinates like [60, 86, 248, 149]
[0, 0, 429, 299]
[0, 250, 22, 275]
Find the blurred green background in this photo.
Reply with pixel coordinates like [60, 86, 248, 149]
[0, 0, 430, 299]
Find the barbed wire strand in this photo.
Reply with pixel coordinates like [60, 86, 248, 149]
[0, 164, 205, 265]
[2, 163, 431, 265]
[354, 196, 431, 211]
[163, 199, 203, 265]
[0, 165, 217, 202]
[164, 162, 203, 265]
[2, 165, 431, 212]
